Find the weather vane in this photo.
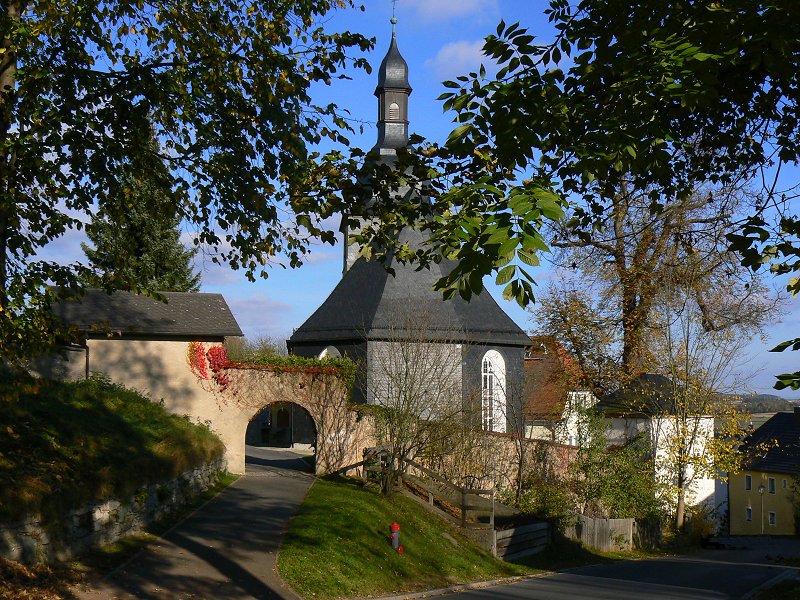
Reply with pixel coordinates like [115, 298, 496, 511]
[391, 0, 398, 31]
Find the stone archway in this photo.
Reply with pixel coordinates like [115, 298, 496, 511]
[220, 365, 375, 475]
[246, 401, 316, 449]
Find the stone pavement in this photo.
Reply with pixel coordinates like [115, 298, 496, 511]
[76, 446, 314, 600]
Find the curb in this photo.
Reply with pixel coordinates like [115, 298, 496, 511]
[741, 567, 798, 600]
[354, 571, 554, 600]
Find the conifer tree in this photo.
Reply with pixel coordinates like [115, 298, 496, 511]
[82, 153, 201, 292]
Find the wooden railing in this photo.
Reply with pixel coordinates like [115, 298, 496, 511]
[400, 457, 495, 530]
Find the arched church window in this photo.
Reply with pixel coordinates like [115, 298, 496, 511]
[318, 345, 341, 359]
[481, 350, 506, 433]
[388, 102, 400, 120]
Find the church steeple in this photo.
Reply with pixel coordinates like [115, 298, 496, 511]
[372, 17, 412, 156]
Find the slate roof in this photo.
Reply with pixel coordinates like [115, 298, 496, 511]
[289, 227, 530, 347]
[595, 373, 677, 417]
[376, 33, 411, 92]
[740, 410, 800, 475]
[52, 289, 242, 338]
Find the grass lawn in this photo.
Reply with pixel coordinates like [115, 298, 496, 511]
[0, 370, 225, 523]
[278, 476, 533, 599]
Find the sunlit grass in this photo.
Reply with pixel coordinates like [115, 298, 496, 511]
[278, 477, 532, 599]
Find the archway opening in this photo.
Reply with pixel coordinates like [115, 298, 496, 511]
[245, 402, 317, 473]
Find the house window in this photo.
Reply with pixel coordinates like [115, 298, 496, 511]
[769, 512, 777, 526]
[745, 474, 752, 490]
[769, 477, 776, 494]
[784, 479, 788, 489]
[746, 507, 752, 521]
[481, 350, 506, 433]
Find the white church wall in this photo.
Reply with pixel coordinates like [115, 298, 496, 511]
[366, 340, 463, 420]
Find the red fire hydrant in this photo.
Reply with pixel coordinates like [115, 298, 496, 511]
[390, 521, 401, 552]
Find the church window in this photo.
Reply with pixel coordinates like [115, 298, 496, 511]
[481, 350, 506, 433]
[318, 345, 341, 359]
[388, 102, 400, 120]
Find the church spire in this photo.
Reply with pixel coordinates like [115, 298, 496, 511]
[372, 15, 412, 156]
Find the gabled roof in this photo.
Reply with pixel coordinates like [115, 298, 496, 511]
[740, 410, 800, 475]
[524, 337, 584, 420]
[52, 289, 242, 339]
[288, 227, 530, 347]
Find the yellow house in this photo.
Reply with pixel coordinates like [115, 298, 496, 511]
[729, 410, 800, 536]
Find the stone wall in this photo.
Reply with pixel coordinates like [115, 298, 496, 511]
[0, 458, 226, 564]
[420, 430, 576, 493]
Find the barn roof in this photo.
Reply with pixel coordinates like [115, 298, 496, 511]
[52, 289, 242, 339]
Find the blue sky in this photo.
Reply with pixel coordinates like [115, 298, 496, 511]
[41, 0, 799, 397]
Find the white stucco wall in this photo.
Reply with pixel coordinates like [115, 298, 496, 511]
[85, 339, 256, 473]
[555, 391, 598, 445]
[649, 415, 717, 510]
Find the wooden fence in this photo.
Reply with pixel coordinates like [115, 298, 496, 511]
[332, 448, 551, 559]
[496, 522, 550, 560]
[564, 514, 661, 552]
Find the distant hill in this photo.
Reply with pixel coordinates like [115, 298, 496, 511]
[737, 393, 799, 413]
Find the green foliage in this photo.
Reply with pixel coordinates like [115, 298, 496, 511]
[503, 482, 574, 533]
[81, 139, 201, 292]
[569, 408, 662, 521]
[224, 335, 286, 362]
[278, 477, 530, 599]
[328, 2, 798, 374]
[233, 352, 357, 391]
[0, 1, 372, 364]
[0, 370, 225, 522]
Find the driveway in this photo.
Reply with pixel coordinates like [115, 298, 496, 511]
[77, 446, 314, 600]
[445, 542, 800, 600]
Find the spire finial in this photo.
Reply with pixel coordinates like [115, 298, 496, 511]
[391, 0, 398, 33]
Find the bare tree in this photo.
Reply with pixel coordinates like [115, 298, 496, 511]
[545, 184, 779, 382]
[366, 312, 469, 494]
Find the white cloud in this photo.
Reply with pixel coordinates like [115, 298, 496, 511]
[225, 295, 294, 340]
[426, 40, 492, 80]
[403, 0, 498, 23]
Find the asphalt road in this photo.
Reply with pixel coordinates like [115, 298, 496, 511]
[446, 554, 796, 600]
[77, 446, 314, 600]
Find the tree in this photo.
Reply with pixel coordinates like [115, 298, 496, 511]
[335, 2, 800, 384]
[0, 1, 371, 363]
[568, 403, 661, 521]
[365, 313, 469, 495]
[82, 158, 200, 292]
[535, 187, 779, 385]
[533, 283, 619, 395]
[637, 270, 753, 531]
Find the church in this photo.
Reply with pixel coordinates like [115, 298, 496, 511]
[287, 23, 530, 434]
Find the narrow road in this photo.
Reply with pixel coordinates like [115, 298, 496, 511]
[446, 553, 797, 600]
[78, 446, 314, 600]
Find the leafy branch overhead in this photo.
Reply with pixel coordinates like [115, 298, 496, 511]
[0, 0, 372, 362]
[333, 1, 798, 387]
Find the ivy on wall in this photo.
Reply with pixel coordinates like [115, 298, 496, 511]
[187, 341, 357, 394]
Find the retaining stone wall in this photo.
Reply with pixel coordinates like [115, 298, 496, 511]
[0, 457, 226, 564]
